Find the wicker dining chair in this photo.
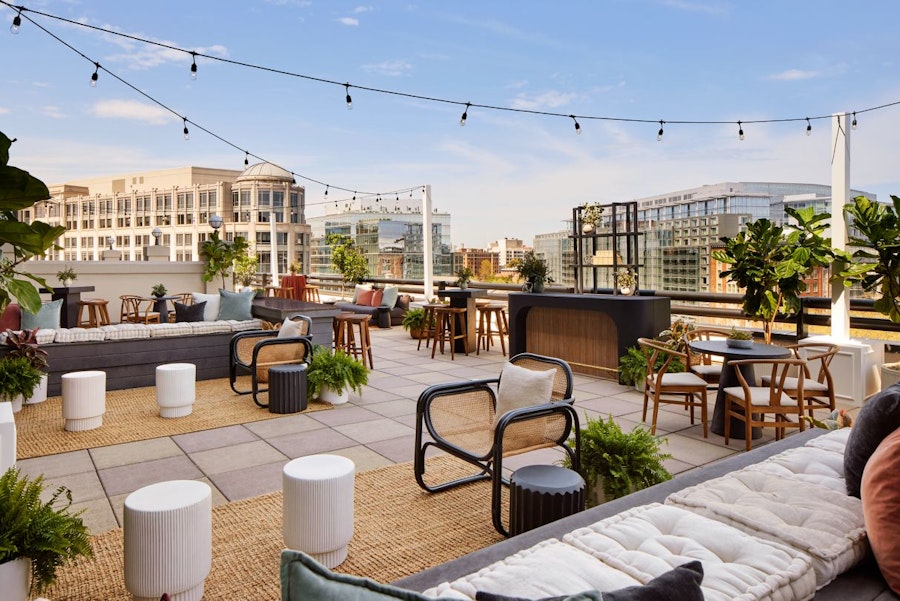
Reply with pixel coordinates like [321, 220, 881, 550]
[414, 352, 579, 536]
[683, 327, 731, 386]
[761, 342, 838, 418]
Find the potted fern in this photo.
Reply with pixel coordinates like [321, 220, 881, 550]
[4, 329, 49, 404]
[563, 414, 672, 507]
[306, 345, 369, 405]
[56, 266, 77, 287]
[402, 307, 430, 339]
[0, 467, 93, 599]
[0, 355, 43, 413]
[455, 266, 475, 289]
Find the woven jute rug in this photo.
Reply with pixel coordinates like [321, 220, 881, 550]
[15, 377, 331, 459]
[47, 456, 505, 600]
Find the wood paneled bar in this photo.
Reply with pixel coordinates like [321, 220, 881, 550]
[508, 292, 671, 380]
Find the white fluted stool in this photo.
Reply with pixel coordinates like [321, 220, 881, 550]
[0, 401, 15, 473]
[124, 480, 212, 601]
[156, 363, 196, 418]
[61, 370, 106, 431]
[283, 454, 355, 568]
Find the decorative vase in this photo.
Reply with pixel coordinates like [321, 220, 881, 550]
[62, 279, 72, 287]
[0, 557, 30, 601]
[726, 338, 753, 349]
[319, 385, 349, 405]
[24, 374, 48, 405]
[582, 223, 595, 234]
[3, 395, 24, 413]
[458, 281, 468, 290]
[619, 286, 632, 296]
[530, 279, 545, 293]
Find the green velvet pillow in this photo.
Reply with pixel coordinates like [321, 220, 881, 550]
[21, 298, 63, 330]
[280, 550, 459, 601]
[217, 289, 254, 321]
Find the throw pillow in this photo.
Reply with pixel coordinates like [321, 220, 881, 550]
[280, 549, 460, 601]
[381, 285, 399, 308]
[174, 301, 206, 323]
[352, 284, 373, 304]
[844, 383, 900, 497]
[494, 361, 556, 427]
[357, 289, 375, 306]
[474, 561, 704, 601]
[192, 292, 220, 322]
[0, 303, 21, 332]
[217, 289, 255, 321]
[861, 426, 900, 594]
[278, 317, 306, 339]
[21, 298, 63, 330]
[370, 289, 384, 307]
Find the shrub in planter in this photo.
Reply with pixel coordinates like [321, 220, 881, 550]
[306, 345, 369, 400]
[401, 308, 433, 339]
[0, 355, 43, 412]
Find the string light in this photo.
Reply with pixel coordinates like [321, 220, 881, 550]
[737, 121, 744, 141]
[324, 185, 329, 198]
[657, 120, 664, 141]
[806, 117, 812, 136]
[244, 151, 249, 166]
[851, 111, 858, 130]
[460, 102, 470, 126]
[90, 62, 99, 87]
[570, 115, 581, 135]
[344, 83, 352, 110]
[10, 6, 21, 34]
[182, 118, 189, 140]
[190, 51, 197, 80]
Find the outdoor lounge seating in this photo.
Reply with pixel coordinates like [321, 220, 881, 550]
[414, 352, 579, 536]
[229, 314, 313, 408]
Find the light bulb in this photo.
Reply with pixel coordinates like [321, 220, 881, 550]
[244, 152, 249, 166]
[345, 84, 352, 110]
[10, 11, 21, 34]
[851, 112, 858, 130]
[657, 120, 664, 141]
[570, 115, 581, 135]
[738, 121, 744, 141]
[183, 119, 190, 140]
[460, 102, 470, 126]
[190, 53, 197, 80]
[805, 118, 812, 136]
[90, 64, 99, 87]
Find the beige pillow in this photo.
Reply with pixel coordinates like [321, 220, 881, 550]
[278, 318, 305, 339]
[494, 362, 556, 426]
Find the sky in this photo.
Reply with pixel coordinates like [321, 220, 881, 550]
[3, 0, 900, 248]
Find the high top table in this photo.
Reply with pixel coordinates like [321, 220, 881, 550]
[40, 285, 95, 329]
[436, 288, 486, 353]
[688, 339, 791, 439]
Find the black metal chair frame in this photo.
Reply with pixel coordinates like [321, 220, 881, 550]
[413, 352, 580, 536]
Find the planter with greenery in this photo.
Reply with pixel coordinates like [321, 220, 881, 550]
[712, 206, 847, 344]
[615, 268, 636, 295]
[233, 250, 259, 289]
[455, 266, 474, 289]
[199, 230, 250, 290]
[0, 355, 43, 413]
[726, 326, 753, 349]
[55, 266, 77, 287]
[4, 329, 49, 405]
[563, 414, 671, 507]
[401, 307, 432, 339]
[580, 202, 604, 233]
[151, 283, 167, 298]
[326, 233, 369, 299]
[0, 467, 93, 599]
[619, 319, 691, 388]
[306, 345, 369, 404]
[513, 251, 552, 293]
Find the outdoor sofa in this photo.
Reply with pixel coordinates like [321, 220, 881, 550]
[333, 284, 412, 328]
[283, 385, 900, 600]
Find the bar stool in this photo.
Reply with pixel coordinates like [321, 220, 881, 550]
[477, 304, 508, 356]
[266, 286, 294, 299]
[333, 313, 374, 369]
[303, 285, 321, 302]
[78, 298, 111, 328]
[431, 306, 468, 360]
[417, 303, 444, 351]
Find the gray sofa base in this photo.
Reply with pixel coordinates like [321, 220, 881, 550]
[333, 302, 397, 328]
[396, 429, 898, 600]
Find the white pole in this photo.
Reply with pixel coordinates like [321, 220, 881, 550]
[830, 112, 850, 339]
[270, 210, 279, 288]
[422, 185, 433, 300]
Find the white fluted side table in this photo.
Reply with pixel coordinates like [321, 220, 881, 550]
[61, 370, 106, 431]
[124, 480, 212, 601]
[156, 363, 196, 418]
[283, 454, 355, 568]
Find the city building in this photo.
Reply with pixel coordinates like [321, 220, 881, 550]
[453, 247, 499, 280]
[487, 238, 529, 267]
[533, 230, 575, 289]
[23, 164, 311, 276]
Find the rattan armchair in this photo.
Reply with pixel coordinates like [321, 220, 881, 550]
[413, 353, 579, 536]
[229, 314, 313, 408]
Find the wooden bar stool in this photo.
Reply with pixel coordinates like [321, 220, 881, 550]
[303, 285, 321, 302]
[266, 286, 294, 299]
[477, 304, 508, 356]
[431, 306, 468, 360]
[417, 303, 444, 351]
[78, 299, 111, 328]
[333, 313, 374, 369]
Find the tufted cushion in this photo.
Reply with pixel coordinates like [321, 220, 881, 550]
[147, 322, 193, 338]
[494, 361, 555, 426]
[189, 321, 232, 335]
[742, 446, 847, 493]
[100, 324, 150, 340]
[33, 329, 56, 344]
[0, 303, 21, 332]
[54, 327, 105, 343]
[192, 292, 221, 321]
[174, 301, 206, 322]
[861, 426, 900, 594]
[805, 427, 852, 454]
[217, 289, 254, 321]
[227, 319, 264, 332]
[21, 299, 62, 330]
[844, 383, 900, 498]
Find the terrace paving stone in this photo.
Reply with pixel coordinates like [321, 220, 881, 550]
[172, 423, 260, 454]
[98, 455, 203, 497]
[108, 476, 228, 527]
[264, 427, 357, 459]
[71, 497, 119, 535]
[329, 445, 395, 473]
[16, 449, 94, 479]
[243, 413, 325, 439]
[207, 460, 287, 501]
[39, 469, 107, 505]
[307, 405, 383, 427]
[333, 417, 415, 445]
[365, 434, 418, 464]
[188, 440, 289, 476]
[90, 436, 184, 469]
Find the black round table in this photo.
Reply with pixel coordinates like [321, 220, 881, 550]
[688, 339, 792, 439]
[508, 465, 585, 536]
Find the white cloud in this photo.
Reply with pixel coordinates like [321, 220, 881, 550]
[769, 69, 821, 81]
[338, 17, 359, 26]
[0, 107, 9, 115]
[362, 60, 412, 77]
[93, 23, 229, 71]
[90, 99, 171, 125]
[41, 106, 65, 119]
[354, 6, 374, 13]
[510, 91, 578, 111]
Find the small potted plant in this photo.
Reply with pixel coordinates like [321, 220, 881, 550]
[0, 467, 93, 599]
[563, 414, 671, 507]
[726, 326, 753, 349]
[455, 266, 475, 289]
[151, 283, 168, 298]
[289, 260, 303, 275]
[0, 355, 43, 413]
[56, 266, 77, 287]
[514, 251, 552, 293]
[615, 268, 636, 295]
[581, 202, 604, 234]
[401, 307, 431, 339]
[4, 329, 49, 405]
[306, 345, 369, 405]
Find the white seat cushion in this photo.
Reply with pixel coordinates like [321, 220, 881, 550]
[100, 324, 150, 340]
[54, 327, 105, 343]
[228, 319, 265, 332]
[741, 445, 847, 493]
[722, 386, 797, 406]
[148, 322, 194, 338]
[760, 376, 829, 393]
[189, 321, 232, 335]
[666, 470, 866, 589]
[804, 428, 851, 453]
[657, 372, 708, 387]
[691, 364, 722, 377]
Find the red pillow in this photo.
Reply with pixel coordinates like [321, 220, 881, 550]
[861, 426, 900, 593]
[356, 289, 375, 306]
[0, 303, 22, 332]
[370, 289, 384, 307]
